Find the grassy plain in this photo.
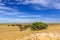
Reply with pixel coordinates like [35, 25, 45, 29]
[0, 24, 60, 40]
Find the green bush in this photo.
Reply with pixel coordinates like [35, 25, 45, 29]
[18, 24, 31, 31]
[31, 22, 48, 30]
[11, 24, 15, 26]
[23, 24, 32, 30]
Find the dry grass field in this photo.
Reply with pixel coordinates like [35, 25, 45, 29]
[0, 24, 60, 40]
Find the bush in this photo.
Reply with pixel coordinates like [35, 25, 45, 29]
[8, 25, 10, 27]
[24, 24, 31, 28]
[11, 24, 15, 26]
[31, 22, 48, 30]
[21, 24, 31, 31]
[17, 24, 23, 31]
[17, 24, 29, 31]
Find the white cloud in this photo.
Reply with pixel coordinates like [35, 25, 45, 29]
[0, 17, 60, 23]
[0, 11, 24, 16]
[0, 0, 60, 10]
[0, 3, 5, 5]
[20, 0, 60, 9]
[53, 3, 60, 9]
[0, 5, 42, 18]
[22, 0, 51, 7]
[0, 18, 39, 23]
[37, 18, 60, 23]
[0, 6, 18, 12]
[30, 5, 42, 10]
[0, 0, 2, 2]
[0, 5, 24, 16]
[17, 15, 42, 18]
[0, 1, 60, 23]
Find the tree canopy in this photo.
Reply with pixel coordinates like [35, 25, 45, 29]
[31, 22, 48, 30]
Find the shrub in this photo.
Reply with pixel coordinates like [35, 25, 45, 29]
[8, 25, 10, 26]
[31, 26, 37, 30]
[11, 24, 15, 26]
[21, 24, 31, 31]
[17, 24, 23, 31]
[24, 24, 31, 28]
[31, 22, 48, 30]
[18, 24, 32, 31]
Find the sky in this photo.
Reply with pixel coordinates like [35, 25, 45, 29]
[0, 0, 60, 23]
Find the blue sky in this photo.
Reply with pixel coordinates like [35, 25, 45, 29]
[0, 0, 60, 23]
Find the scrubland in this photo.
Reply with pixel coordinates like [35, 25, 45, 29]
[0, 24, 60, 40]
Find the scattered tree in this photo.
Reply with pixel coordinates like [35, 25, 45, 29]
[31, 22, 48, 30]
[16, 22, 48, 31]
[11, 24, 15, 26]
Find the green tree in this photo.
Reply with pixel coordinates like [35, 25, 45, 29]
[31, 22, 48, 30]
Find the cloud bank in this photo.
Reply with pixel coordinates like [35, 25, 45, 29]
[20, 0, 60, 10]
[0, 0, 60, 10]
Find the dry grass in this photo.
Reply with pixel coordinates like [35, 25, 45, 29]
[0, 24, 60, 40]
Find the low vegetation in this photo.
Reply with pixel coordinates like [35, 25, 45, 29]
[7, 22, 48, 31]
[12, 22, 48, 31]
[0, 22, 60, 40]
[31, 22, 48, 30]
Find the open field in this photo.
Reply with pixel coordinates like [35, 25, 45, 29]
[0, 24, 60, 40]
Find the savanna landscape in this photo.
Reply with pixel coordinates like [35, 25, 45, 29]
[0, 0, 60, 40]
[0, 22, 60, 40]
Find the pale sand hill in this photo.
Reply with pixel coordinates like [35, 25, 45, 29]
[0, 24, 60, 40]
